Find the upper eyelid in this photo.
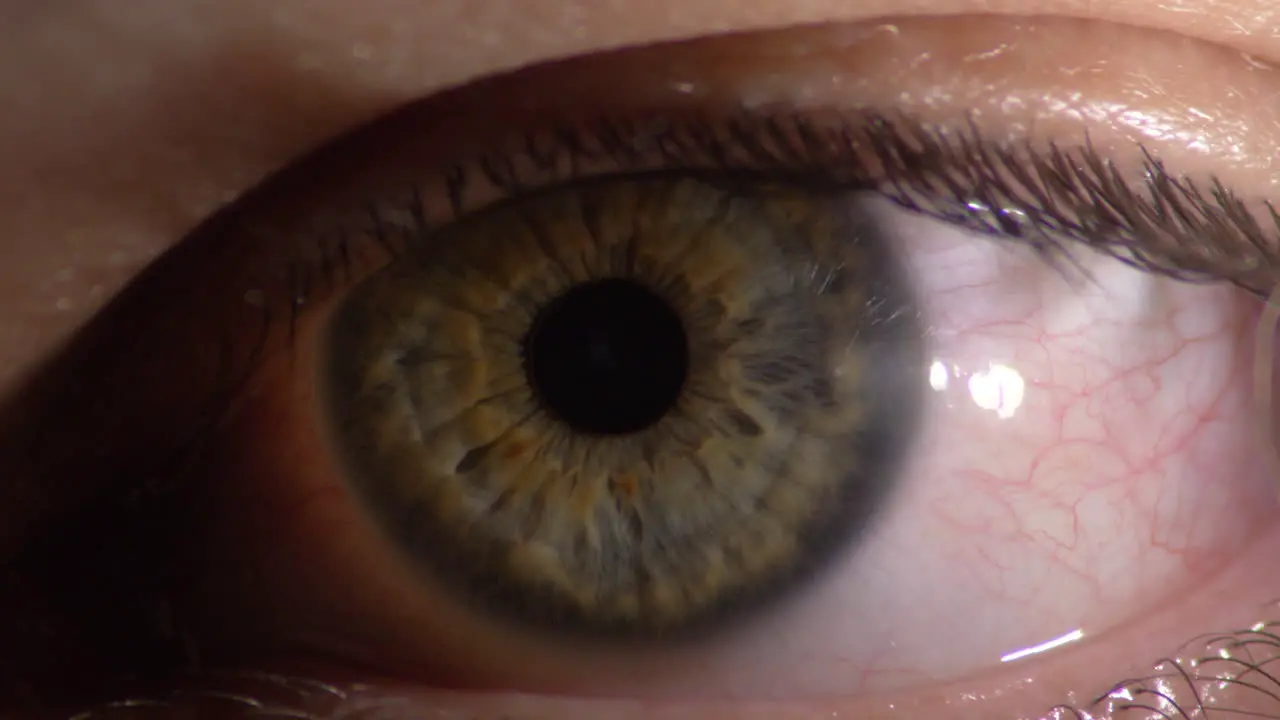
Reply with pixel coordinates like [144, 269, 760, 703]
[225, 23, 1280, 319]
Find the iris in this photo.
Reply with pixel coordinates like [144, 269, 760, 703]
[326, 176, 924, 639]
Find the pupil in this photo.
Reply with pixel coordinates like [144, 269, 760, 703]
[524, 278, 689, 435]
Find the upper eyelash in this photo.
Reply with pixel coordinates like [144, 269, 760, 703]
[299, 108, 1280, 311]
[867, 115, 1280, 296]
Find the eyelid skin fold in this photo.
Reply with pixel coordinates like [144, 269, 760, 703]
[8, 13, 1280, 720]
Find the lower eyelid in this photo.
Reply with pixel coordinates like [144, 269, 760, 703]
[63, 589, 1280, 720]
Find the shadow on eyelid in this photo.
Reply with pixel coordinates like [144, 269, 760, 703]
[0, 203, 281, 707]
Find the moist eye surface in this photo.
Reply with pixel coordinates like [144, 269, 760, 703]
[325, 174, 926, 639]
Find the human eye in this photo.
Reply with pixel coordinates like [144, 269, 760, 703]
[6, 6, 1280, 720]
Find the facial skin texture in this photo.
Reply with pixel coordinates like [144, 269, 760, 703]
[4, 0, 1280, 718]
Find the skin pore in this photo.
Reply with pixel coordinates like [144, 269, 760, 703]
[4, 0, 1280, 718]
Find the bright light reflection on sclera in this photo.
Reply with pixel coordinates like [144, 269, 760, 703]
[999, 628, 1085, 663]
[929, 359, 1030, 419]
[965, 362, 1026, 419]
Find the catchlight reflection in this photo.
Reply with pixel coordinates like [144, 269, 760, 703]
[999, 628, 1086, 663]
[928, 359, 1027, 419]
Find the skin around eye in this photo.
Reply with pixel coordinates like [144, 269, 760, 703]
[6, 10, 1280, 720]
[31, 15, 1273, 720]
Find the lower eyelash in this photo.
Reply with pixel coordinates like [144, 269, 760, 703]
[51, 609, 1280, 718]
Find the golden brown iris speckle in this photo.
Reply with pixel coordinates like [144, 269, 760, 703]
[327, 176, 922, 638]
